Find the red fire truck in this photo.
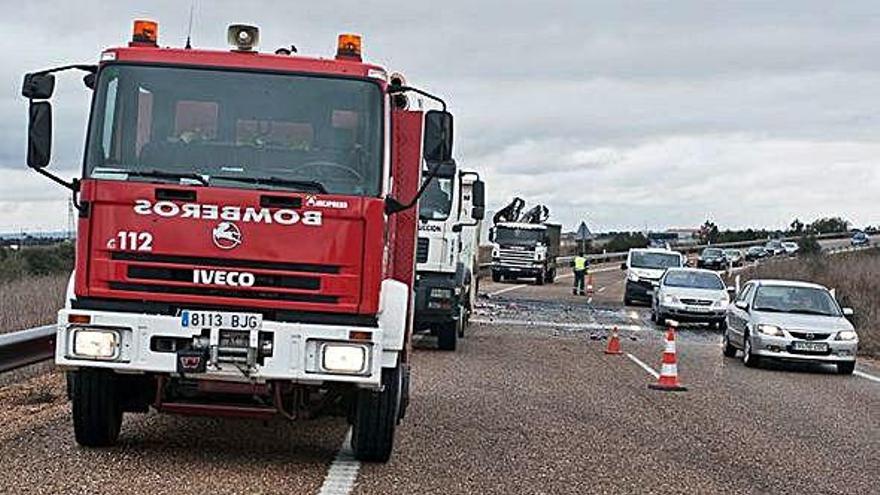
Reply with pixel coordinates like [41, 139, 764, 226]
[22, 20, 454, 462]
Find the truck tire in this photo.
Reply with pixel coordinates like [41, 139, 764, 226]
[438, 322, 457, 351]
[352, 365, 401, 462]
[71, 369, 123, 447]
[492, 272, 501, 283]
[535, 271, 545, 286]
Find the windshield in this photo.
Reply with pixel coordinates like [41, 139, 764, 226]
[753, 286, 841, 316]
[630, 251, 682, 269]
[86, 64, 383, 196]
[664, 271, 724, 290]
[495, 227, 545, 246]
[702, 248, 723, 257]
[419, 178, 453, 220]
[724, 250, 740, 257]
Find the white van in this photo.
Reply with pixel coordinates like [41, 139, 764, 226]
[621, 248, 685, 305]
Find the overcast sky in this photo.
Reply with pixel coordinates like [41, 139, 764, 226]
[5, 1, 880, 233]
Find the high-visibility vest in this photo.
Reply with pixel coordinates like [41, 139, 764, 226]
[574, 256, 587, 271]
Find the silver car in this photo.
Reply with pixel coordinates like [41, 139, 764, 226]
[724, 279, 858, 374]
[651, 268, 731, 329]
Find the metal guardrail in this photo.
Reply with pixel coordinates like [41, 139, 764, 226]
[0, 325, 55, 373]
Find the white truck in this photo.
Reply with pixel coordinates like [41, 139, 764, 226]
[490, 200, 561, 286]
[414, 163, 486, 351]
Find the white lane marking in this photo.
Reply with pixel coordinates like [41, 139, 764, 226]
[488, 284, 529, 296]
[854, 370, 880, 384]
[626, 353, 661, 379]
[471, 317, 644, 332]
[597, 286, 606, 293]
[317, 428, 360, 495]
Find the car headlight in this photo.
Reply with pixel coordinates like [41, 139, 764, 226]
[756, 324, 784, 337]
[72, 328, 120, 359]
[663, 294, 679, 304]
[836, 330, 858, 341]
[322, 344, 367, 373]
[627, 272, 640, 282]
[713, 298, 728, 307]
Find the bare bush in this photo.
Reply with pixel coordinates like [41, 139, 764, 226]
[0, 274, 68, 334]
[743, 251, 880, 357]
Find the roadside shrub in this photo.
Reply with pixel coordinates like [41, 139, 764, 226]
[797, 234, 822, 256]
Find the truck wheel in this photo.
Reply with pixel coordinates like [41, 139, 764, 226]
[457, 309, 466, 338]
[438, 323, 457, 351]
[352, 365, 401, 462]
[535, 272, 545, 286]
[71, 369, 123, 447]
[491, 272, 501, 283]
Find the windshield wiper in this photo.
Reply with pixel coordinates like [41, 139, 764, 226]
[118, 169, 209, 186]
[212, 175, 327, 193]
[753, 307, 786, 313]
[789, 308, 834, 316]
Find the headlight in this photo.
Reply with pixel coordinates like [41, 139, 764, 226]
[836, 330, 858, 341]
[627, 272, 640, 282]
[663, 294, 679, 304]
[72, 328, 120, 359]
[430, 288, 453, 299]
[713, 298, 728, 307]
[322, 344, 367, 373]
[756, 324, 784, 337]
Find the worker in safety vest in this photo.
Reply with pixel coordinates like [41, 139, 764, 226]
[571, 253, 589, 295]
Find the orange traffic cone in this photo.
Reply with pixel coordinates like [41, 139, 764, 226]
[605, 326, 623, 355]
[648, 321, 687, 391]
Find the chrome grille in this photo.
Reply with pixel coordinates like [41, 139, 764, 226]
[497, 248, 536, 267]
[680, 298, 712, 306]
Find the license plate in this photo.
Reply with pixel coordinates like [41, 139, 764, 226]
[686, 306, 710, 313]
[792, 341, 828, 352]
[181, 310, 262, 330]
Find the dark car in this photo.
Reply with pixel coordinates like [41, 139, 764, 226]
[745, 246, 768, 261]
[697, 247, 728, 270]
[764, 240, 785, 256]
[851, 231, 869, 246]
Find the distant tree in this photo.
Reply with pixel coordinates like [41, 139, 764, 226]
[699, 220, 720, 244]
[808, 217, 850, 234]
[789, 218, 804, 234]
[798, 234, 822, 255]
[605, 232, 648, 252]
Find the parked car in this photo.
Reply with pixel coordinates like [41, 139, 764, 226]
[745, 246, 769, 261]
[781, 241, 799, 256]
[697, 247, 728, 270]
[851, 231, 869, 246]
[723, 280, 858, 374]
[651, 268, 731, 329]
[764, 240, 785, 256]
[723, 249, 745, 267]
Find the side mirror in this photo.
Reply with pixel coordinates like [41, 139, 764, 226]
[620, 262, 627, 271]
[27, 102, 52, 169]
[842, 307, 854, 316]
[423, 110, 453, 162]
[471, 179, 486, 220]
[22, 72, 56, 99]
[734, 300, 749, 311]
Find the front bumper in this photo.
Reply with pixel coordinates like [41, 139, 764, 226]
[751, 335, 858, 363]
[658, 304, 726, 322]
[56, 308, 395, 388]
[625, 279, 657, 302]
[492, 263, 543, 277]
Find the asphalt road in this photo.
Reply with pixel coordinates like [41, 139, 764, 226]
[1, 249, 878, 494]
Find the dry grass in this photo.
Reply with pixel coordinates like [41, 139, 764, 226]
[743, 250, 880, 358]
[0, 274, 68, 334]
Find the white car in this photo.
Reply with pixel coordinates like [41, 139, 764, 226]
[724, 279, 858, 374]
[651, 268, 731, 329]
[622, 248, 685, 305]
[781, 241, 799, 256]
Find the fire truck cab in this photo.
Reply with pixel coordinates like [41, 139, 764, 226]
[23, 21, 454, 462]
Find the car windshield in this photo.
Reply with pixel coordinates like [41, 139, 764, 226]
[86, 64, 383, 196]
[419, 177, 453, 220]
[702, 248, 723, 257]
[495, 227, 545, 246]
[854, 232, 866, 239]
[630, 251, 681, 269]
[664, 271, 724, 290]
[724, 250, 739, 257]
[752, 286, 841, 316]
